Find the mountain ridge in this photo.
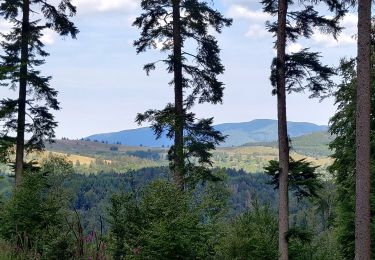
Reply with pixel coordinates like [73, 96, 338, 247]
[85, 119, 328, 147]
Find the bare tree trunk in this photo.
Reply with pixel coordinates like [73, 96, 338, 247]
[277, 0, 289, 258]
[355, 0, 372, 258]
[15, 0, 30, 186]
[172, 0, 184, 190]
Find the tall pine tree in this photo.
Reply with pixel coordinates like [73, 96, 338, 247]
[134, 0, 232, 190]
[0, 0, 78, 185]
[355, 0, 372, 258]
[329, 55, 375, 259]
[261, 0, 345, 258]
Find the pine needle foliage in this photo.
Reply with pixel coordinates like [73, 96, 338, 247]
[263, 0, 346, 97]
[329, 56, 375, 259]
[265, 158, 322, 200]
[262, 0, 345, 256]
[0, 0, 78, 177]
[134, 0, 232, 189]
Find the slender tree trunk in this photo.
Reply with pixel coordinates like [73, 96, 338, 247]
[355, 0, 371, 258]
[172, 0, 184, 190]
[276, 0, 289, 258]
[15, 0, 30, 186]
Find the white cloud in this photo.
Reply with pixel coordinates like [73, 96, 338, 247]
[230, 4, 357, 48]
[312, 31, 356, 47]
[312, 13, 357, 47]
[41, 29, 57, 45]
[287, 43, 303, 54]
[0, 21, 12, 42]
[341, 13, 357, 28]
[228, 5, 273, 39]
[228, 5, 271, 22]
[0, 21, 12, 34]
[72, 0, 138, 13]
[245, 24, 271, 39]
[0, 21, 57, 45]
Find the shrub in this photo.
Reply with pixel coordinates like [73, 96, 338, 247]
[0, 155, 75, 259]
[215, 203, 279, 259]
[109, 179, 229, 259]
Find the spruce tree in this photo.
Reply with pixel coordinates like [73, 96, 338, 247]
[329, 56, 375, 259]
[134, 0, 232, 190]
[0, 0, 78, 185]
[265, 158, 322, 200]
[261, 0, 345, 258]
[355, 0, 372, 257]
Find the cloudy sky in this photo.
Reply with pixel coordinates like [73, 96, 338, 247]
[0, 0, 358, 138]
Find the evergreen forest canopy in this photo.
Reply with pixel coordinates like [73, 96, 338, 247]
[0, 0, 373, 259]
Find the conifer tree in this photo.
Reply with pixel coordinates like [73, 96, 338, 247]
[355, 0, 372, 257]
[134, 0, 232, 190]
[261, 0, 345, 258]
[0, 0, 78, 185]
[329, 55, 375, 259]
[265, 158, 322, 200]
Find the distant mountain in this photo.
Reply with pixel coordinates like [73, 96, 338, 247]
[85, 119, 328, 147]
[86, 127, 171, 148]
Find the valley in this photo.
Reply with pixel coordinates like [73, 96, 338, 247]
[39, 128, 333, 175]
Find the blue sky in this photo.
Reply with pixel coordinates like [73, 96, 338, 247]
[0, 0, 358, 138]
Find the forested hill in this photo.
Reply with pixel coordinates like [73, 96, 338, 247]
[243, 131, 333, 157]
[85, 119, 327, 147]
[40, 131, 332, 175]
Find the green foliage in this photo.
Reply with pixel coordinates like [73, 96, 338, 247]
[0, 0, 78, 157]
[286, 189, 342, 260]
[134, 0, 231, 186]
[215, 203, 279, 259]
[288, 228, 342, 260]
[270, 49, 336, 97]
[0, 136, 15, 164]
[0, 156, 75, 259]
[139, 181, 208, 259]
[329, 57, 375, 259]
[265, 158, 322, 200]
[262, 0, 345, 97]
[0, 164, 343, 259]
[109, 178, 229, 259]
[108, 192, 144, 259]
[290, 132, 333, 158]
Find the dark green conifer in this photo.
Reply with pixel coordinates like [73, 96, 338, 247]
[265, 158, 322, 200]
[134, 0, 232, 190]
[261, 0, 345, 257]
[329, 55, 375, 259]
[0, 0, 78, 185]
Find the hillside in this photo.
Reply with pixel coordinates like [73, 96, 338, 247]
[85, 119, 327, 147]
[244, 131, 333, 158]
[41, 134, 332, 174]
[44, 140, 167, 173]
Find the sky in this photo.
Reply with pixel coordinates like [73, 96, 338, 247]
[0, 0, 359, 139]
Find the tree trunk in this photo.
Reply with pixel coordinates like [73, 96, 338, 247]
[355, 0, 372, 258]
[15, 0, 30, 186]
[277, 0, 289, 258]
[172, 0, 184, 190]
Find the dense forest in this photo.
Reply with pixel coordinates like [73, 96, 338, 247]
[0, 164, 337, 259]
[0, 0, 373, 259]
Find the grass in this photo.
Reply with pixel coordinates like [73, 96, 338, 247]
[0, 240, 17, 260]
